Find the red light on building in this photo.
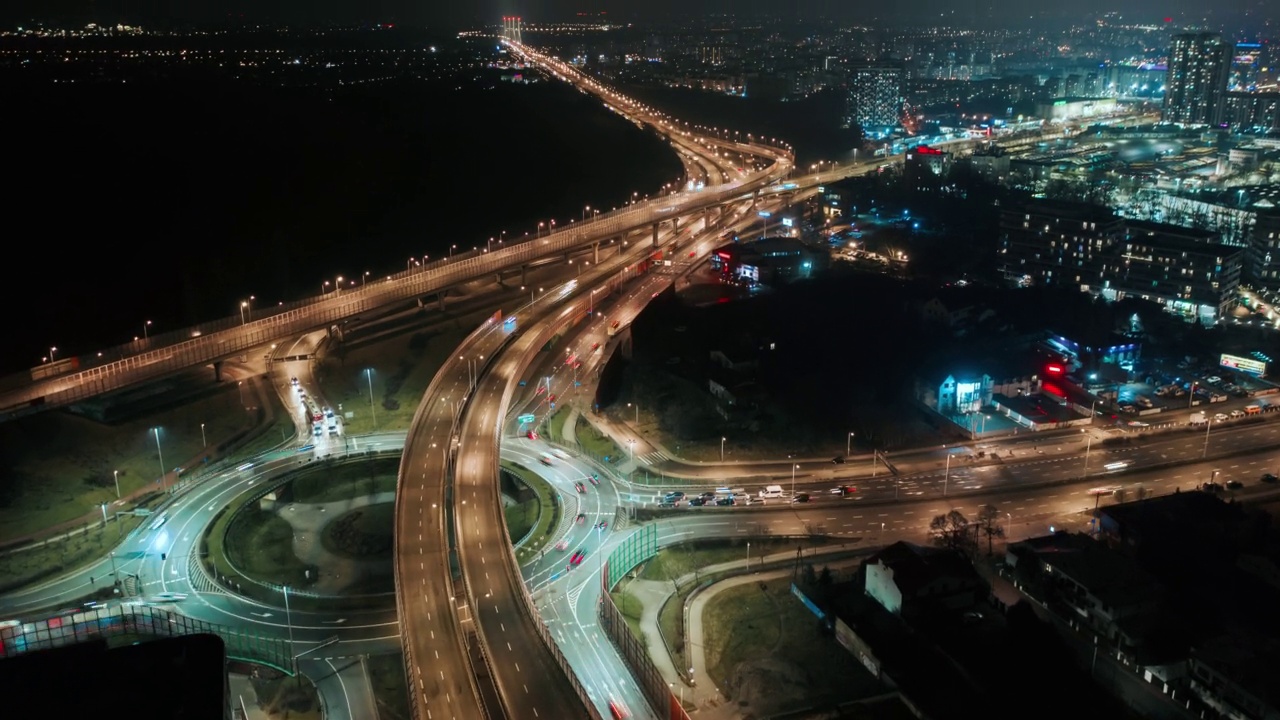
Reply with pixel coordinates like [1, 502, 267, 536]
[1046, 364, 1063, 375]
[716, 251, 731, 259]
[914, 145, 944, 155]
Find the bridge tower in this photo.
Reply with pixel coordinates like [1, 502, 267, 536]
[502, 17, 523, 44]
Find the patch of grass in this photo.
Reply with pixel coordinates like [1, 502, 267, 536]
[231, 384, 296, 458]
[547, 406, 570, 442]
[366, 652, 412, 720]
[0, 382, 257, 543]
[505, 498, 539, 544]
[224, 507, 313, 588]
[321, 503, 395, 560]
[704, 581, 781, 687]
[314, 325, 466, 435]
[611, 583, 646, 643]
[0, 513, 146, 594]
[575, 416, 625, 464]
[290, 458, 399, 504]
[251, 673, 322, 720]
[703, 578, 870, 706]
[501, 461, 559, 561]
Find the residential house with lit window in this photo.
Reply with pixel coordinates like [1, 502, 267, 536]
[1001, 200, 1243, 324]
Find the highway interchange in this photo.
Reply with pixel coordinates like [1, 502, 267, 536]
[6, 33, 1280, 720]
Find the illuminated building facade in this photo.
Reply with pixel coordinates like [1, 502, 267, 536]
[1163, 32, 1231, 126]
[844, 62, 904, 135]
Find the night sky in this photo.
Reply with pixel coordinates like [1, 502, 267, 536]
[3, 0, 1266, 28]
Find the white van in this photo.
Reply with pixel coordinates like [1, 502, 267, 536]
[758, 485, 785, 499]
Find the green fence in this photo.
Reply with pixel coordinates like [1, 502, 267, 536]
[607, 523, 657, 590]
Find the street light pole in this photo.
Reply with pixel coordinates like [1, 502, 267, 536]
[366, 369, 377, 429]
[791, 464, 799, 498]
[201, 422, 206, 448]
[1083, 434, 1092, 478]
[153, 428, 166, 492]
[847, 432, 854, 457]
[1202, 417, 1213, 458]
[283, 585, 295, 670]
[143, 320, 151, 339]
[113, 469, 120, 499]
[943, 452, 951, 497]
[720, 436, 726, 462]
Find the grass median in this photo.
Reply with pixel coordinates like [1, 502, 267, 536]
[501, 461, 559, 564]
[575, 416, 625, 464]
[610, 582, 646, 643]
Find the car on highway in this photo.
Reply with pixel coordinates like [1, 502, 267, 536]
[591, 342, 601, 352]
[313, 424, 323, 437]
[1230, 410, 1246, 419]
[551, 448, 571, 460]
[539, 454, 554, 466]
[575, 481, 587, 493]
[714, 497, 735, 506]
[554, 539, 569, 551]
[1214, 413, 1230, 422]
[687, 497, 706, 506]
[526, 430, 540, 440]
[150, 592, 187, 603]
[548, 394, 557, 404]
[1226, 480, 1244, 490]
[664, 491, 686, 502]
[699, 491, 716, 500]
[291, 376, 299, 387]
[658, 500, 680, 508]
[1205, 375, 1222, 384]
[535, 385, 546, 395]
[571, 360, 583, 369]
[588, 474, 600, 486]
[1263, 473, 1279, 484]
[791, 493, 810, 503]
[831, 456, 845, 464]
[609, 698, 632, 719]
[830, 486, 857, 495]
[576, 513, 587, 525]
[570, 550, 587, 567]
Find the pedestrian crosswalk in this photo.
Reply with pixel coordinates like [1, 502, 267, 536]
[636, 450, 669, 466]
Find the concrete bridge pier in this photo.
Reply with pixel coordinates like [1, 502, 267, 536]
[592, 242, 599, 264]
[213, 360, 223, 383]
[521, 264, 528, 286]
[652, 223, 660, 247]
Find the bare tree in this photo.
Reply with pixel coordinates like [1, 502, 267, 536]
[929, 510, 972, 554]
[976, 504, 1006, 556]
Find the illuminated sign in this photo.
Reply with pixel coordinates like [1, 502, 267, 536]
[757, 211, 772, 218]
[517, 414, 536, 424]
[737, 264, 759, 283]
[781, 217, 794, 227]
[1221, 353, 1267, 377]
[716, 251, 731, 260]
[1046, 364, 1063, 375]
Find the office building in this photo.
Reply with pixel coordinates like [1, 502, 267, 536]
[1163, 32, 1231, 126]
[844, 62, 904, 135]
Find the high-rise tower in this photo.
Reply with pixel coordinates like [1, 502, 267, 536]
[1163, 32, 1231, 126]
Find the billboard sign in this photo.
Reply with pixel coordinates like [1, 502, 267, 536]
[1221, 353, 1266, 377]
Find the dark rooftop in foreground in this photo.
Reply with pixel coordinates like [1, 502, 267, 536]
[0, 634, 227, 719]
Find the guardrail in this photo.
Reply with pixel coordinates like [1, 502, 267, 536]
[0, 119, 791, 419]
